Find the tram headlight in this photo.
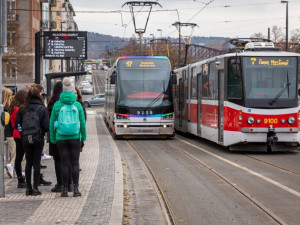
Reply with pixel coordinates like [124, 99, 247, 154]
[162, 114, 173, 120]
[281, 119, 286, 124]
[288, 117, 295, 124]
[256, 119, 261, 124]
[247, 117, 255, 125]
[116, 114, 128, 120]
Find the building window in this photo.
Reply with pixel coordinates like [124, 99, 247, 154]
[7, 32, 16, 47]
[7, 0, 16, 21]
[5, 63, 17, 78]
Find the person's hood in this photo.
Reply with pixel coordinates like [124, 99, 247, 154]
[59, 92, 76, 104]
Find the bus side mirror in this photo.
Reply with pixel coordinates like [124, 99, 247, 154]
[110, 71, 116, 84]
[298, 88, 300, 96]
[171, 71, 177, 84]
[231, 63, 241, 77]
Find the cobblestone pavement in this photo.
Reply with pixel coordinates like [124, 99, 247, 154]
[0, 111, 123, 225]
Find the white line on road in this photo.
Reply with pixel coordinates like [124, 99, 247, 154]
[177, 137, 300, 198]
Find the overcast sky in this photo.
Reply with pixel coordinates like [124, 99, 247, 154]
[69, 0, 300, 39]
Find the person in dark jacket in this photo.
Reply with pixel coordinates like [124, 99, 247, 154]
[15, 87, 49, 196]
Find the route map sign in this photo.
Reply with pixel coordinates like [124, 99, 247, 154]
[43, 31, 87, 59]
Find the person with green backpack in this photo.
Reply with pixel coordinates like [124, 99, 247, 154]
[49, 77, 87, 197]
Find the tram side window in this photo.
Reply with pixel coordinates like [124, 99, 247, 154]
[183, 70, 188, 99]
[202, 63, 216, 99]
[209, 62, 217, 99]
[228, 60, 242, 99]
[191, 67, 197, 99]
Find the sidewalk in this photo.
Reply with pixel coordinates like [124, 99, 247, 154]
[0, 111, 123, 225]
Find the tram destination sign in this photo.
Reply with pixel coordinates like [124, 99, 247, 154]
[43, 31, 87, 59]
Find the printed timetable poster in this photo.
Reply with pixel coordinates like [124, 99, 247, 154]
[43, 31, 87, 59]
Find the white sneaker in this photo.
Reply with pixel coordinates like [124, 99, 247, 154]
[6, 164, 14, 178]
[22, 172, 25, 177]
[41, 153, 52, 160]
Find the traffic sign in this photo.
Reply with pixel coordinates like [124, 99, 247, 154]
[43, 31, 87, 59]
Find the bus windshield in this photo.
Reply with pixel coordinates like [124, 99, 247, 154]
[116, 59, 172, 108]
[242, 56, 298, 106]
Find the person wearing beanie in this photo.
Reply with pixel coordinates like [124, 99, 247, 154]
[47, 81, 73, 193]
[49, 77, 87, 197]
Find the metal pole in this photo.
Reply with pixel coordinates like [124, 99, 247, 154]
[268, 27, 270, 40]
[0, 0, 8, 198]
[178, 26, 181, 68]
[61, 21, 63, 72]
[139, 32, 143, 55]
[281, 1, 289, 51]
[286, 2, 288, 51]
[35, 32, 41, 84]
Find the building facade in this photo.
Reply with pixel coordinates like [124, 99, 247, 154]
[2, 0, 78, 88]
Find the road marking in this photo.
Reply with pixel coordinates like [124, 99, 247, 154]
[176, 137, 300, 198]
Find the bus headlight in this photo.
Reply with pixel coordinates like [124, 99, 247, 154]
[247, 117, 255, 125]
[288, 117, 295, 124]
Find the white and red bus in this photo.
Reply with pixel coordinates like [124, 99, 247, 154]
[173, 39, 300, 151]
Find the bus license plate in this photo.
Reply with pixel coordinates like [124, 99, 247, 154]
[138, 129, 153, 133]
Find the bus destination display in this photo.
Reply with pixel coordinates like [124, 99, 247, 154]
[44, 31, 87, 59]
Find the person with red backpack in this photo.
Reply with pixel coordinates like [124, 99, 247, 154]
[15, 87, 49, 196]
[50, 78, 87, 197]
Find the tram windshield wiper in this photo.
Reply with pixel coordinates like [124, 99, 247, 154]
[142, 91, 165, 112]
[268, 71, 290, 105]
[142, 81, 167, 112]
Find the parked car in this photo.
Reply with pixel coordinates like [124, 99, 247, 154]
[80, 80, 90, 88]
[81, 85, 93, 95]
[83, 94, 105, 107]
[85, 76, 92, 84]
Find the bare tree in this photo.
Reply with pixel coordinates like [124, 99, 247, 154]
[290, 28, 300, 53]
[250, 32, 266, 39]
[271, 25, 284, 43]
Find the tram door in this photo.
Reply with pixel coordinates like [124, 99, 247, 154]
[197, 73, 202, 135]
[218, 69, 224, 142]
[179, 78, 184, 128]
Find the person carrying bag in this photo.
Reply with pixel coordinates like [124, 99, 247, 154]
[49, 78, 87, 197]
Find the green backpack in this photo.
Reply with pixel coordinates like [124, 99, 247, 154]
[56, 103, 80, 136]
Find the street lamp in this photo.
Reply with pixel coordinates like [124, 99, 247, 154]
[281, 1, 288, 51]
[157, 29, 162, 37]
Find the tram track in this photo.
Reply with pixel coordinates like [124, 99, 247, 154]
[163, 138, 287, 225]
[243, 154, 300, 176]
[127, 137, 291, 225]
[93, 71, 101, 94]
[128, 140, 175, 225]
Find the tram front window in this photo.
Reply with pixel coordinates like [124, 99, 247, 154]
[242, 56, 298, 108]
[117, 69, 172, 108]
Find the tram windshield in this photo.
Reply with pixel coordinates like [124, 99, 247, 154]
[242, 56, 298, 107]
[116, 58, 172, 108]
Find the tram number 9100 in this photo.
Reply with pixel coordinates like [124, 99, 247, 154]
[264, 118, 278, 124]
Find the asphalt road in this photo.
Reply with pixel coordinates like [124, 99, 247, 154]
[86, 70, 300, 225]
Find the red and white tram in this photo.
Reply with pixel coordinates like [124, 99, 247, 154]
[173, 39, 300, 151]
